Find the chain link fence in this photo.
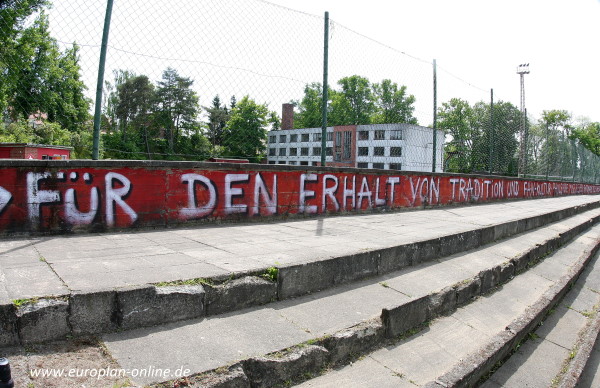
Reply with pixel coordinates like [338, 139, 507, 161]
[1, 0, 598, 183]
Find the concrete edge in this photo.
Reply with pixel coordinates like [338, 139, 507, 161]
[556, 301, 600, 388]
[147, 215, 600, 388]
[423, 236, 600, 388]
[277, 201, 600, 299]
[0, 202, 598, 346]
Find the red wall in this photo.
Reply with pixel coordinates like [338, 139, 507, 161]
[0, 145, 70, 160]
[34, 147, 70, 160]
[0, 161, 598, 234]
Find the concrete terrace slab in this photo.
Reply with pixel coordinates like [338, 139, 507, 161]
[0, 195, 598, 301]
[100, 220, 600, 386]
[104, 307, 314, 386]
[296, 356, 415, 388]
[299, 227, 599, 388]
[481, 244, 600, 387]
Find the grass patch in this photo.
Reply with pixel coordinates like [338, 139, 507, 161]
[12, 297, 38, 307]
[262, 266, 278, 282]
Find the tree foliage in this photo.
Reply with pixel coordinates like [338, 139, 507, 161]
[571, 121, 600, 156]
[0, 4, 93, 157]
[293, 76, 417, 128]
[293, 82, 325, 129]
[0, 0, 48, 114]
[204, 95, 230, 147]
[222, 96, 269, 163]
[330, 75, 376, 125]
[438, 98, 519, 175]
[101, 68, 211, 160]
[372, 79, 417, 125]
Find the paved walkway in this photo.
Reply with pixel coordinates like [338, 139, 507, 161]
[0, 196, 598, 304]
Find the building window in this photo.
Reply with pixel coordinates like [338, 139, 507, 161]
[389, 163, 402, 170]
[326, 147, 332, 156]
[390, 130, 403, 140]
[358, 147, 369, 156]
[269, 148, 276, 156]
[290, 134, 298, 142]
[278, 161, 286, 164]
[279, 135, 287, 143]
[290, 148, 298, 156]
[301, 147, 309, 156]
[313, 147, 321, 156]
[268, 161, 276, 164]
[357, 162, 369, 168]
[372, 163, 384, 169]
[289, 161, 297, 165]
[343, 131, 352, 159]
[374, 147, 385, 156]
[300, 161, 309, 166]
[313, 132, 322, 142]
[279, 148, 287, 156]
[374, 130, 385, 140]
[390, 147, 402, 157]
[301, 133, 310, 142]
[358, 131, 369, 140]
[327, 132, 333, 141]
[269, 135, 276, 143]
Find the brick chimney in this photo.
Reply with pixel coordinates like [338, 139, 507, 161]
[281, 103, 294, 130]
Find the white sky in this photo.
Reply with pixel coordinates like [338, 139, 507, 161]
[46, 0, 600, 125]
[266, 0, 600, 123]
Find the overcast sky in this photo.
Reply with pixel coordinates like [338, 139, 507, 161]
[47, 0, 599, 125]
[265, 0, 600, 123]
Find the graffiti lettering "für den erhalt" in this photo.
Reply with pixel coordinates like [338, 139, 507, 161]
[0, 168, 598, 233]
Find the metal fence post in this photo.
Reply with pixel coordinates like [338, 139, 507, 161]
[92, 0, 115, 160]
[432, 59, 437, 173]
[489, 88, 494, 173]
[320, 11, 329, 167]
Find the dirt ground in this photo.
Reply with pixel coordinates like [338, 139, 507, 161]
[1, 337, 138, 388]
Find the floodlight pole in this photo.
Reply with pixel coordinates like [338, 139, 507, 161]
[517, 63, 530, 177]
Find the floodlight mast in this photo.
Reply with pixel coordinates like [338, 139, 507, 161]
[517, 63, 530, 176]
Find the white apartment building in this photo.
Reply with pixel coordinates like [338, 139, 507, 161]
[266, 123, 444, 172]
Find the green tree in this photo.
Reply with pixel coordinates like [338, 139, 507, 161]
[48, 44, 91, 132]
[0, 0, 47, 115]
[472, 101, 520, 174]
[155, 67, 200, 153]
[7, 12, 91, 133]
[222, 96, 269, 163]
[204, 95, 229, 148]
[10, 12, 61, 120]
[571, 121, 600, 156]
[372, 79, 417, 125]
[438, 98, 475, 173]
[329, 75, 375, 125]
[103, 70, 135, 134]
[538, 110, 574, 177]
[117, 75, 156, 157]
[294, 82, 327, 129]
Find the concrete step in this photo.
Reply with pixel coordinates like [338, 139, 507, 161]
[1, 196, 599, 346]
[98, 210, 600, 386]
[578, 328, 600, 387]
[293, 227, 600, 388]
[479, 246, 600, 388]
